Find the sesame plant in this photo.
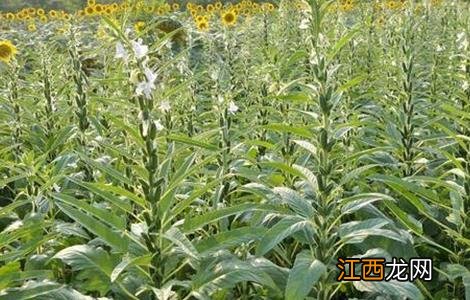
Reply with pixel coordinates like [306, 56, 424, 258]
[0, 0, 469, 299]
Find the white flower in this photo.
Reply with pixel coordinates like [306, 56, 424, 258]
[155, 119, 165, 131]
[228, 101, 239, 115]
[457, 32, 468, 50]
[462, 81, 469, 91]
[131, 222, 148, 237]
[144, 67, 157, 83]
[299, 18, 310, 30]
[159, 100, 171, 113]
[436, 45, 444, 52]
[135, 67, 157, 99]
[115, 42, 128, 61]
[136, 82, 154, 99]
[131, 38, 149, 59]
[53, 183, 61, 192]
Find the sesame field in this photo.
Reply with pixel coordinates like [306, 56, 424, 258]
[0, 0, 469, 299]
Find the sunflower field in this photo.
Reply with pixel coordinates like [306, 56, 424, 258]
[0, 0, 469, 299]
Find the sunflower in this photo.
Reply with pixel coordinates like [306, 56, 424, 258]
[49, 10, 58, 18]
[87, 0, 96, 6]
[156, 7, 165, 15]
[39, 15, 48, 23]
[94, 4, 104, 14]
[196, 15, 207, 23]
[144, 5, 154, 14]
[221, 10, 237, 27]
[134, 21, 145, 33]
[387, 0, 398, 10]
[197, 20, 209, 31]
[172, 3, 180, 12]
[27, 23, 36, 32]
[206, 4, 215, 13]
[215, 2, 223, 10]
[265, 3, 275, 12]
[85, 6, 95, 16]
[37, 8, 45, 16]
[0, 40, 17, 64]
[27, 8, 36, 16]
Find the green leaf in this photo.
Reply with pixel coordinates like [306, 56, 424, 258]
[183, 203, 274, 233]
[52, 245, 115, 277]
[163, 227, 199, 260]
[264, 123, 312, 138]
[195, 227, 267, 254]
[384, 201, 423, 235]
[447, 264, 470, 300]
[56, 202, 129, 252]
[167, 134, 218, 151]
[78, 152, 133, 186]
[52, 193, 126, 230]
[0, 281, 94, 300]
[273, 187, 314, 218]
[111, 254, 152, 282]
[257, 217, 311, 256]
[73, 181, 145, 210]
[327, 26, 360, 61]
[341, 193, 394, 214]
[353, 280, 423, 300]
[285, 251, 326, 300]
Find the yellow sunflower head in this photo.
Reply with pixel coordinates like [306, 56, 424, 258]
[85, 6, 95, 16]
[156, 7, 165, 15]
[27, 8, 36, 16]
[221, 10, 237, 27]
[196, 15, 207, 23]
[49, 10, 58, 18]
[6, 13, 16, 20]
[94, 4, 103, 14]
[387, 0, 398, 10]
[197, 20, 209, 31]
[206, 4, 215, 13]
[27, 23, 37, 32]
[0, 40, 18, 64]
[134, 21, 146, 33]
